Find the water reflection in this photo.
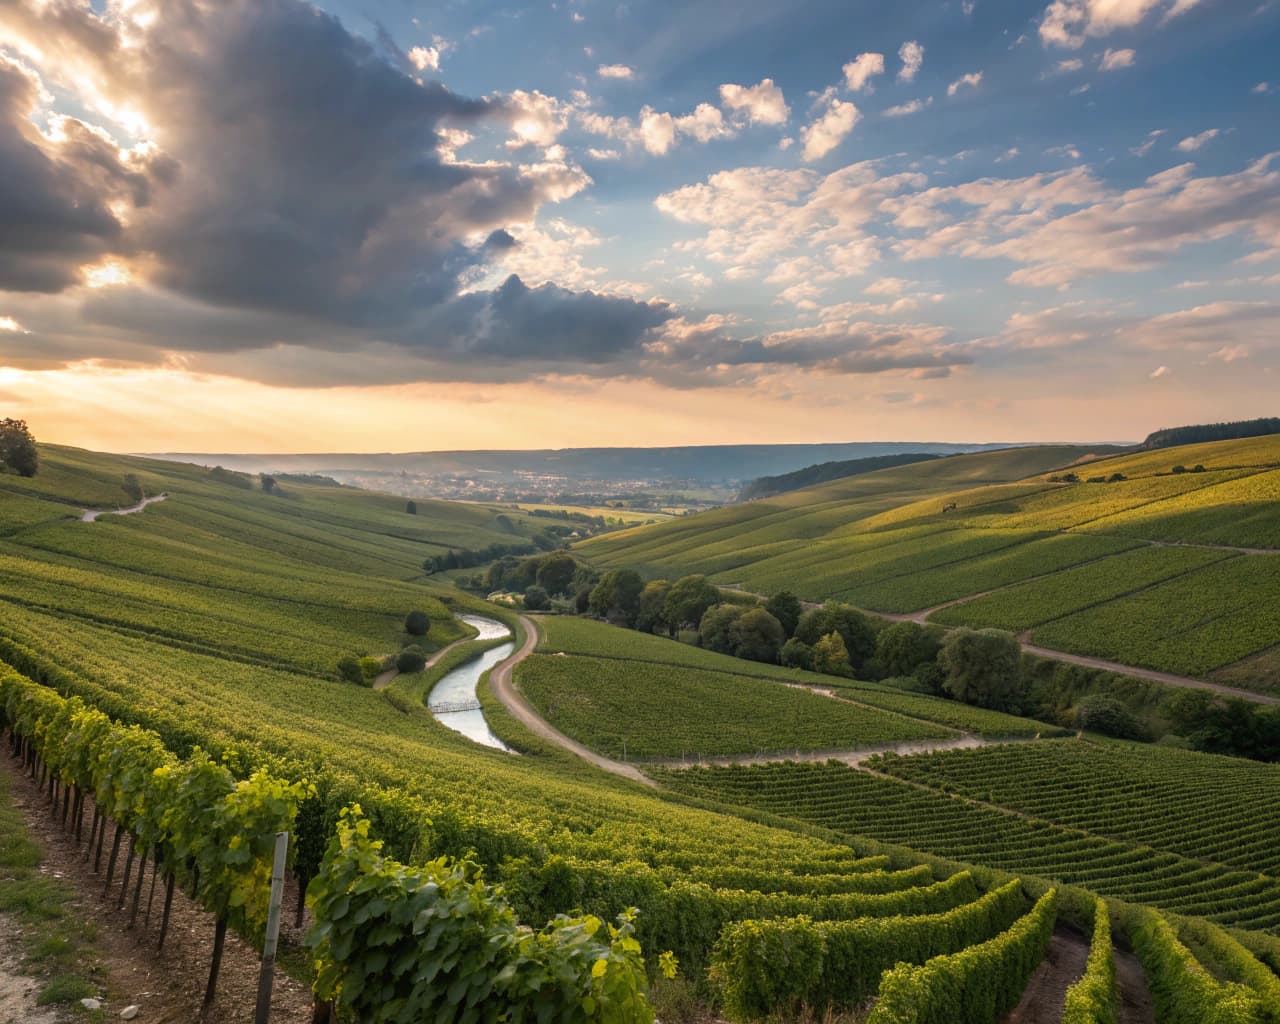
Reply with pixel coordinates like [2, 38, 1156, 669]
[427, 615, 513, 751]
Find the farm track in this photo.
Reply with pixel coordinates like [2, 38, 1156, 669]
[487, 615, 657, 788]
[79, 494, 168, 523]
[1115, 947, 1156, 1024]
[643, 732, 1038, 769]
[372, 622, 483, 691]
[1000, 925, 1090, 1024]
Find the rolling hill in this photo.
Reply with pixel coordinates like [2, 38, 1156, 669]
[577, 435, 1280, 692]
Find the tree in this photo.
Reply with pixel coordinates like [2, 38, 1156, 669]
[698, 604, 745, 655]
[406, 500, 418, 514]
[0, 418, 37, 477]
[261, 475, 278, 494]
[795, 603, 876, 673]
[876, 622, 942, 678]
[395, 648, 426, 674]
[589, 568, 644, 624]
[663, 575, 721, 633]
[764, 591, 802, 638]
[522, 585, 551, 611]
[635, 580, 670, 634]
[730, 607, 786, 663]
[939, 628, 1023, 711]
[812, 631, 852, 677]
[535, 552, 578, 597]
[1075, 695, 1144, 740]
[404, 610, 430, 636]
[121, 473, 145, 503]
[780, 638, 813, 671]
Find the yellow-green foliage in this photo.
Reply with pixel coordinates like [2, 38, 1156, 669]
[1062, 899, 1116, 1024]
[1126, 907, 1264, 1024]
[1179, 917, 1280, 1024]
[867, 888, 1058, 1024]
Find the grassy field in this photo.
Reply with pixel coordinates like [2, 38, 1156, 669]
[535, 614, 1056, 737]
[514, 652, 951, 759]
[576, 435, 1280, 688]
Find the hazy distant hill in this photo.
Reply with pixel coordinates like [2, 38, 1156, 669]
[737, 452, 944, 501]
[148, 442, 1015, 490]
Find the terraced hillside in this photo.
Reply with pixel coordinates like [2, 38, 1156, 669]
[578, 435, 1280, 692]
[5, 444, 1280, 1022]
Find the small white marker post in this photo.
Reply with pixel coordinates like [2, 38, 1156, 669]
[254, 831, 290, 1024]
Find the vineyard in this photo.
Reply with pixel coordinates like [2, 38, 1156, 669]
[578, 434, 1280, 690]
[3, 441, 1280, 1021]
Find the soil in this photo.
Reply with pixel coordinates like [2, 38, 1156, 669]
[1115, 948, 1156, 1024]
[0, 929, 58, 1024]
[1001, 926, 1089, 1024]
[0, 754, 313, 1023]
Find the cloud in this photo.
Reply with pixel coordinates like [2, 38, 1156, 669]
[883, 97, 932, 117]
[0, 316, 25, 333]
[1039, 0, 1203, 48]
[719, 79, 790, 125]
[1055, 59, 1085, 72]
[1099, 47, 1136, 70]
[598, 64, 634, 79]
[801, 99, 860, 161]
[843, 53, 885, 92]
[1210, 344, 1248, 362]
[1255, 82, 1274, 95]
[1177, 128, 1219, 152]
[408, 46, 440, 72]
[1150, 365, 1171, 377]
[898, 41, 925, 81]
[581, 101, 737, 155]
[0, 0, 694, 384]
[586, 147, 620, 160]
[947, 72, 983, 96]
[1131, 128, 1165, 156]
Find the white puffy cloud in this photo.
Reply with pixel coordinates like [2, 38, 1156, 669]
[801, 99, 860, 161]
[947, 72, 983, 96]
[719, 79, 790, 125]
[1099, 47, 1136, 70]
[506, 90, 573, 148]
[0, 316, 26, 333]
[843, 53, 885, 92]
[883, 97, 931, 117]
[898, 41, 924, 81]
[637, 108, 677, 155]
[598, 64, 634, 79]
[407, 46, 440, 72]
[1176, 128, 1219, 152]
[1039, 0, 1203, 48]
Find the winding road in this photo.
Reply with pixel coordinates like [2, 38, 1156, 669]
[79, 493, 168, 523]
[487, 615, 657, 787]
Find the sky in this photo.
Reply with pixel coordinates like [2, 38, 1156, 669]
[0, 0, 1277, 452]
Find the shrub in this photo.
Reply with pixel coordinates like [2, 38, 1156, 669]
[358, 657, 382, 684]
[523, 586, 551, 611]
[395, 649, 426, 674]
[813, 632, 852, 677]
[404, 610, 430, 636]
[780, 638, 813, 670]
[336, 656, 364, 686]
[1076, 694, 1145, 740]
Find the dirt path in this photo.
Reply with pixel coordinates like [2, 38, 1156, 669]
[1001, 926, 1090, 1024]
[80, 494, 168, 523]
[373, 618, 485, 691]
[1115, 948, 1155, 1024]
[0, 754, 312, 1023]
[487, 616, 657, 788]
[1018, 639, 1280, 706]
[0, 926, 58, 1024]
[646, 733, 1038, 769]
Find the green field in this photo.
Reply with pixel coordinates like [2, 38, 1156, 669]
[577, 435, 1280, 687]
[515, 652, 951, 759]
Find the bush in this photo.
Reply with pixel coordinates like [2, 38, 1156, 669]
[406, 500, 417, 514]
[404, 610, 431, 636]
[1076, 695, 1146, 740]
[813, 632, 852, 677]
[523, 586, 551, 611]
[779, 638, 813, 671]
[358, 657, 383, 684]
[336, 656, 364, 686]
[395, 649, 426, 674]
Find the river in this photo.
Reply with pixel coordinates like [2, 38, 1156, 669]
[426, 615, 513, 751]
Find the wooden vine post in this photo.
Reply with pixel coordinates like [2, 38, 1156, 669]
[254, 831, 290, 1024]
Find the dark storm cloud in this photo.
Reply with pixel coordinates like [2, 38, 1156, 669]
[0, 0, 970, 386]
